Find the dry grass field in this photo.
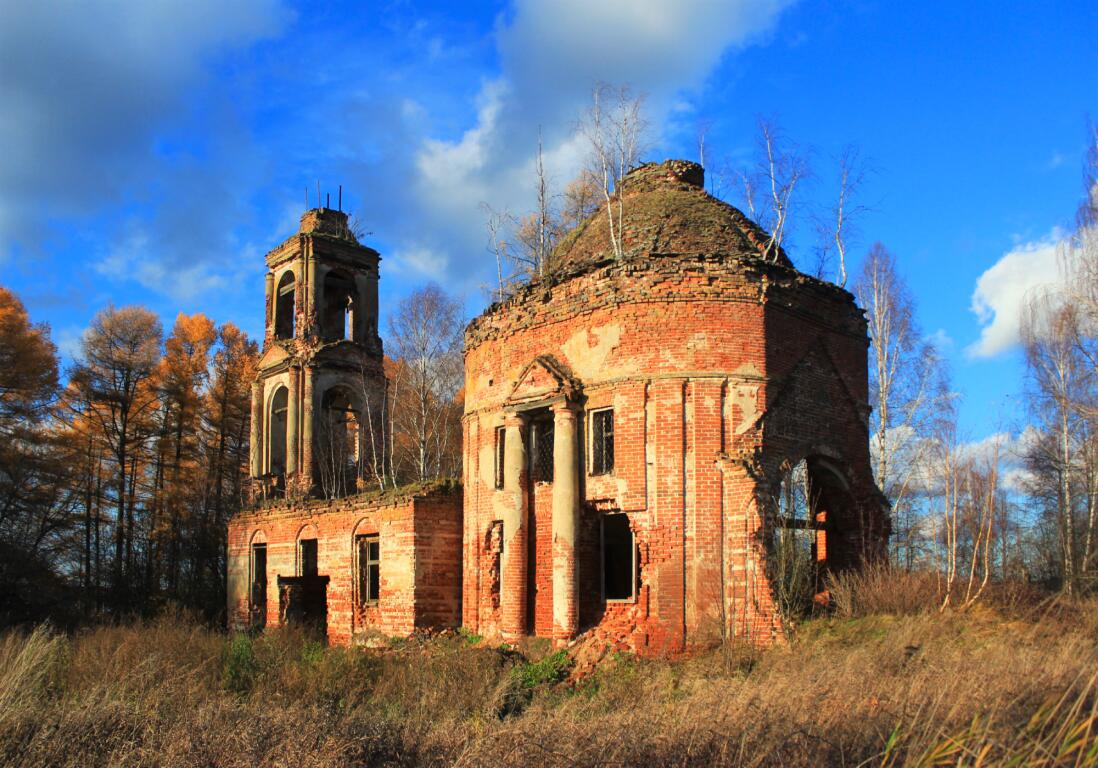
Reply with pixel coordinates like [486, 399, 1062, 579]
[2, 571, 1096, 767]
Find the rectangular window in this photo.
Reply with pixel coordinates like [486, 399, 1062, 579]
[494, 426, 506, 489]
[357, 535, 380, 605]
[299, 538, 318, 577]
[590, 408, 614, 475]
[531, 415, 554, 482]
[602, 514, 636, 601]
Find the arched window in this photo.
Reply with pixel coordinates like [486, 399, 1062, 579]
[275, 271, 296, 339]
[316, 386, 359, 497]
[322, 270, 356, 341]
[296, 524, 319, 577]
[249, 530, 268, 629]
[268, 386, 288, 482]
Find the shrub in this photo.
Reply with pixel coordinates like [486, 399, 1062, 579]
[826, 562, 940, 618]
[221, 634, 257, 695]
[513, 650, 573, 689]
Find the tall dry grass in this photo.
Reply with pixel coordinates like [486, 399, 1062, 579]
[1, 589, 1096, 767]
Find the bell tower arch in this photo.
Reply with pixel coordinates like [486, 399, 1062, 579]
[249, 206, 385, 498]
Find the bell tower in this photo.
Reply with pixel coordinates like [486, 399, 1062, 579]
[249, 206, 385, 498]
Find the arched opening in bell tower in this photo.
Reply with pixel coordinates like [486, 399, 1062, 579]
[322, 270, 356, 341]
[268, 386, 289, 485]
[275, 272, 296, 339]
[317, 385, 360, 498]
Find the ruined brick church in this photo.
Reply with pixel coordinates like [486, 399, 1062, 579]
[228, 160, 888, 653]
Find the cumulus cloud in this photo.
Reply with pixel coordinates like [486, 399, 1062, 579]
[0, 0, 289, 291]
[354, 0, 797, 286]
[956, 428, 1038, 493]
[1, 0, 794, 306]
[967, 231, 1067, 358]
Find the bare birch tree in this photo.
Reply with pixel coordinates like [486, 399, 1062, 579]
[578, 83, 649, 260]
[855, 244, 946, 568]
[1022, 292, 1088, 591]
[737, 118, 809, 262]
[387, 285, 464, 484]
[819, 147, 870, 287]
[936, 418, 998, 611]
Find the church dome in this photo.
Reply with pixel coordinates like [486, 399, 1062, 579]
[550, 159, 793, 273]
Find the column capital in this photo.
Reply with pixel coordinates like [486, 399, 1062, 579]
[504, 410, 527, 428]
[551, 400, 579, 419]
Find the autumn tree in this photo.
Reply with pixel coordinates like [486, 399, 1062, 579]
[189, 323, 257, 610]
[153, 313, 216, 594]
[560, 168, 601, 230]
[70, 305, 163, 602]
[0, 287, 59, 431]
[816, 147, 870, 286]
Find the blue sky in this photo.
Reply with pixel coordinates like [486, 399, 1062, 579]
[1, 0, 1095, 444]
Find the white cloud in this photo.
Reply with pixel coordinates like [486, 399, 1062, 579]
[967, 230, 1067, 358]
[956, 428, 1038, 493]
[389, 246, 448, 279]
[97, 222, 233, 301]
[927, 328, 954, 351]
[384, 0, 796, 283]
[0, 1, 289, 254]
[54, 326, 85, 363]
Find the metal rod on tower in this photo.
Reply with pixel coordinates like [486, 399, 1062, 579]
[338, 185, 342, 212]
[326, 193, 330, 209]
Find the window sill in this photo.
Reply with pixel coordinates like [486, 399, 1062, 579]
[604, 596, 637, 605]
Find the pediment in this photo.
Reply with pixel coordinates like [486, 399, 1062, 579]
[258, 344, 290, 371]
[760, 339, 869, 435]
[507, 355, 580, 407]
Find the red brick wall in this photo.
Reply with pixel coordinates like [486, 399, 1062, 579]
[412, 495, 464, 629]
[227, 487, 462, 644]
[462, 254, 884, 654]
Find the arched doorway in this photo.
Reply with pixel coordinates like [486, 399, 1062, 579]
[767, 456, 855, 620]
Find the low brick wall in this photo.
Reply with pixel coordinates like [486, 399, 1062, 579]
[227, 485, 462, 644]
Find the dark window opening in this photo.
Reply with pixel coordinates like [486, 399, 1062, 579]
[322, 271, 356, 341]
[357, 534, 380, 605]
[602, 514, 636, 601]
[275, 272, 296, 339]
[494, 427, 506, 489]
[486, 521, 503, 609]
[530, 415, 554, 483]
[250, 543, 267, 627]
[299, 538, 318, 577]
[591, 409, 614, 475]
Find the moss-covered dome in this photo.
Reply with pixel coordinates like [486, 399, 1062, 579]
[551, 159, 792, 273]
